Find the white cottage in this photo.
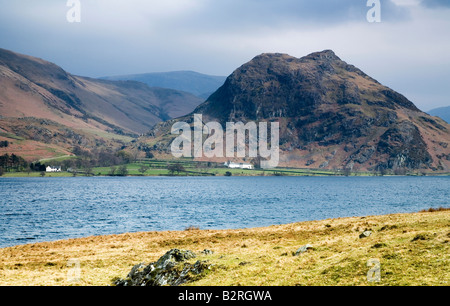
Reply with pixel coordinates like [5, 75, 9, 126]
[46, 166, 62, 173]
[224, 161, 254, 170]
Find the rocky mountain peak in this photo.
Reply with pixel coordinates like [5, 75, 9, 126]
[148, 50, 450, 172]
[303, 49, 341, 61]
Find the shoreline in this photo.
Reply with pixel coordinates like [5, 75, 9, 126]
[2, 208, 449, 250]
[1, 210, 449, 286]
[2, 172, 450, 178]
[2, 207, 449, 250]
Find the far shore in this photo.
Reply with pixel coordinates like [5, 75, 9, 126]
[1, 169, 449, 178]
[1, 172, 449, 178]
[2, 159, 449, 178]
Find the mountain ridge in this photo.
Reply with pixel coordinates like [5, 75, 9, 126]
[428, 106, 450, 124]
[101, 70, 227, 99]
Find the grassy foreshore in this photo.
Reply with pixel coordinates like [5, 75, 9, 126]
[0, 209, 449, 286]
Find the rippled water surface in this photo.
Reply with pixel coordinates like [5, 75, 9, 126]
[0, 176, 449, 248]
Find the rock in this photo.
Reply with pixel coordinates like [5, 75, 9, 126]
[371, 243, 388, 249]
[201, 249, 214, 255]
[319, 161, 329, 169]
[114, 249, 211, 286]
[359, 231, 372, 239]
[154, 249, 196, 270]
[295, 244, 314, 256]
[411, 233, 429, 242]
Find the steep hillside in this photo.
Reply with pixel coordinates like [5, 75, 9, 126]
[137, 51, 450, 172]
[0, 48, 203, 160]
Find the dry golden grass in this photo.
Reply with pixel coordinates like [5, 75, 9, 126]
[0, 210, 449, 286]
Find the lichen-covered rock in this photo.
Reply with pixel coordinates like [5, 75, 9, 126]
[114, 249, 211, 286]
[201, 249, 214, 255]
[295, 244, 314, 256]
[359, 231, 373, 239]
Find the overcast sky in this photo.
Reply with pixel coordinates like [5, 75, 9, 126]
[0, 0, 449, 111]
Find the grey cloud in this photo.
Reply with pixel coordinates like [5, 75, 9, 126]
[420, 0, 450, 8]
[182, 0, 409, 31]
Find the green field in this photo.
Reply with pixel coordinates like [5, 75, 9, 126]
[91, 161, 355, 177]
[90, 160, 423, 177]
[2, 159, 448, 178]
[1, 172, 73, 178]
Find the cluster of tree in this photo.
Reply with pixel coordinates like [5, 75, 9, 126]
[108, 165, 129, 177]
[0, 154, 28, 172]
[136, 143, 155, 159]
[29, 162, 47, 172]
[54, 146, 152, 176]
[0, 141, 9, 148]
[72, 146, 131, 167]
[0, 145, 149, 176]
[167, 163, 185, 175]
[61, 146, 141, 175]
[106, 164, 149, 177]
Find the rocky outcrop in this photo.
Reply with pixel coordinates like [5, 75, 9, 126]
[114, 249, 212, 286]
[376, 121, 432, 169]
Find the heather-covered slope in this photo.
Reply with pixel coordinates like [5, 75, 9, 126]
[0, 48, 203, 160]
[0, 48, 204, 135]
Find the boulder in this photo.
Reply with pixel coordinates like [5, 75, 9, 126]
[295, 244, 314, 256]
[114, 249, 211, 286]
[201, 249, 214, 255]
[359, 231, 373, 239]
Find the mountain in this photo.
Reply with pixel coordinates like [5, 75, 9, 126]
[138, 50, 450, 172]
[0, 48, 202, 160]
[101, 71, 227, 99]
[428, 106, 450, 124]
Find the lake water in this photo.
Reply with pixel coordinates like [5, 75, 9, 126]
[0, 176, 449, 248]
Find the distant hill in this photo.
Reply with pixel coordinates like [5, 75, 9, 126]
[0, 48, 203, 160]
[138, 50, 450, 172]
[101, 71, 227, 99]
[428, 106, 450, 124]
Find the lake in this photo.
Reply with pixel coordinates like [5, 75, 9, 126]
[0, 176, 449, 248]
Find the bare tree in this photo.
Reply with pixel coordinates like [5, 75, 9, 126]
[167, 163, 185, 175]
[109, 166, 117, 176]
[117, 165, 128, 176]
[138, 165, 149, 175]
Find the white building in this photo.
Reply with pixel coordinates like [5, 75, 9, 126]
[224, 161, 254, 170]
[46, 166, 62, 173]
